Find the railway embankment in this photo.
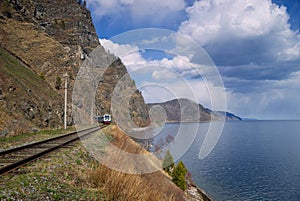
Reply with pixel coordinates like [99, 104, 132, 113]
[0, 138, 101, 200]
[0, 126, 211, 201]
[0, 127, 76, 151]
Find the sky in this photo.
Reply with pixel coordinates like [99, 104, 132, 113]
[86, 0, 300, 120]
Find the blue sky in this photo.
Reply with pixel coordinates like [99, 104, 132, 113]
[86, 0, 300, 120]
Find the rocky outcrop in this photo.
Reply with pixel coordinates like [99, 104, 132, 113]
[96, 58, 150, 127]
[0, 0, 149, 135]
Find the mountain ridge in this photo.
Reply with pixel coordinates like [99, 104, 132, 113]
[148, 98, 241, 122]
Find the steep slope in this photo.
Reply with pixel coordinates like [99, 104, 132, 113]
[96, 58, 150, 127]
[0, 47, 63, 135]
[0, 0, 149, 135]
[0, 0, 98, 88]
[148, 98, 241, 122]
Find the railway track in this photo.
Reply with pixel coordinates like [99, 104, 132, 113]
[0, 126, 104, 175]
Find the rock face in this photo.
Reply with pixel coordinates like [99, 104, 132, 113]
[0, 0, 149, 135]
[96, 58, 150, 127]
[148, 98, 241, 122]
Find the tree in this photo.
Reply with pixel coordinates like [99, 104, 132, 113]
[162, 152, 188, 191]
[177, 161, 187, 176]
[172, 161, 187, 191]
[162, 150, 174, 175]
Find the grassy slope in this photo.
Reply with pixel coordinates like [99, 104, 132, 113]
[0, 46, 62, 134]
[88, 125, 188, 201]
[0, 141, 103, 200]
[0, 18, 65, 80]
[0, 47, 59, 99]
[0, 127, 76, 151]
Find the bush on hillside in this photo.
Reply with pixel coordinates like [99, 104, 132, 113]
[162, 151, 188, 191]
[172, 161, 188, 191]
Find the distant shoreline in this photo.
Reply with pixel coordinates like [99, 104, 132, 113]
[165, 119, 241, 124]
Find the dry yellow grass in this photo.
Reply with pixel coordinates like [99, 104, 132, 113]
[88, 125, 185, 201]
[89, 165, 180, 201]
[0, 19, 64, 65]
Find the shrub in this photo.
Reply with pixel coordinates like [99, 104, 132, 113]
[40, 72, 45, 80]
[172, 161, 187, 191]
[162, 151, 188, 191]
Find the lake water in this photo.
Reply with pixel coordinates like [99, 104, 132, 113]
[152, 121, 300, 201]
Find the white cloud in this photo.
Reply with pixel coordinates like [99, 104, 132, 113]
[100, 38, 206, 79]
[149, 57, 193, 74]
[180, 0, 289, 41]
[87, 0, 121, 17]
[272, 71, 300, 89]
[99, 38, 146, 67]
[88, 0, 186, 24]
[174, 0, 300, 119]
[140, 79, 227, 111]
[178, 0, 300, 65]
[152, 69, 179, 80]
[129, 0, 185, 16]
[226, 71, 300, 119]
[278, 42, 300, 61]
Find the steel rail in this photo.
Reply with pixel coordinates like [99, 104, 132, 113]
[0, 126, 105, 175]
[0, 127, 98, 156]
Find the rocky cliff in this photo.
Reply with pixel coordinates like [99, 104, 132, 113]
[0, 0, 149, 135]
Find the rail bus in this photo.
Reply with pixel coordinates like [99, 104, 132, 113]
[96, 114, 112, 124]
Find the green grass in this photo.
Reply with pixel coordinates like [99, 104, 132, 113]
[0, 127, 77, 151]
[0, 143, 103, 200]
[0, 47, 60, 99]
[0, 46, 67, 139]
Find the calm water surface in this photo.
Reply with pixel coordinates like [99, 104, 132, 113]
[153, 121, 300, 201]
